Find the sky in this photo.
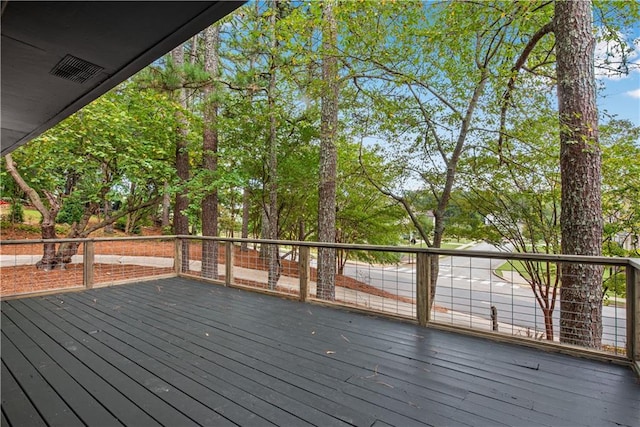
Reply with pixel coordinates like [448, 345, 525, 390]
[599, 74, 640, 125]
[596, 28, 640, 126]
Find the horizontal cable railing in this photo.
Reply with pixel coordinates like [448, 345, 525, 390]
[1, 235, 638, 368]
[1, 236, 177, 295]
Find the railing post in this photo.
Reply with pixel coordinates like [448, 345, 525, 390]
[174, 238, 182, 275]
[628, 260, 640, 371]
[299, 246, 310, 302]
[83, 240, 95, 289]
[225, 241, 234, 286]
[417, 252, 431, 327]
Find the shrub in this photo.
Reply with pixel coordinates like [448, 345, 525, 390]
[9, 203, 24, 223]
[114, 215, 141, 234]
[56, 197, 84, 225]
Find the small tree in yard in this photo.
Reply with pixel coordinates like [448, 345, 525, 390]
[463, 114, 562, 341]
[3, 86, 178, 270]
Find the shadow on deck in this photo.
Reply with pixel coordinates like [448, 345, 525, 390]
[2, 277, 639, 427]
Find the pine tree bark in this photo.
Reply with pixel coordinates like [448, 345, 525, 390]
[317, 0, 339, 301]
[161, 181, 171, 228]
[171, 45, 191, 272]
[241, 187, 250, 251]
[266, 0, 281, 290]
[555, 0, 603, 348]
[201, 25, 221, 280]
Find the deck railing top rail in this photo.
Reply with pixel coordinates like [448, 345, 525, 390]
[2, 234, 633, 266]
[0, 235, 175, 245]
[176, 235, 634, 266]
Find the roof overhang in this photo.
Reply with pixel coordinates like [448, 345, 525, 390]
[1, 1, 245, 156]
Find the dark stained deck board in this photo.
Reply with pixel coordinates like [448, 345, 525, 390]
[7, 298, 208, 427]
[136, 278, 624, 381]
[38, 280, 640, 426]
[103, 286, 546, 426]
[0, 277, 638, 427]
[59, 288, 434, 427]
[0, 338, 84, 427]
[30, 290, 392, 425]
[27, 297, 351, 427]
[1, 315, 124, 426]
[115, 282, 637, 406]
[87, 284, 504, 426]
[1, 361, 47, 427]
[12, 300, 274, 427]
[2, 304, 166, 427]
[113, 280, 640, 427]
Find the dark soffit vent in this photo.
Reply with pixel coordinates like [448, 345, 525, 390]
[49, 54, 104, 83]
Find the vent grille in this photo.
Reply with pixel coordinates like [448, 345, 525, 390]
[50, 55, 104, 83]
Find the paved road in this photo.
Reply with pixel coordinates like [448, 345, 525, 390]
[341, 242, 626, 346]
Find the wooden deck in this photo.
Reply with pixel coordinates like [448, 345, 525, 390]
[2, 277, 638, 427]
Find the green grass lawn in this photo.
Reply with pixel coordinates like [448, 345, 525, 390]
[23, 207, 42, 224]
[0, 205, 42, 224]
[440, 241, 471, 249]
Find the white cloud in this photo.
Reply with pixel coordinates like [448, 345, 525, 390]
[594, 30, 640, 80]
[626, 88, 640, 99]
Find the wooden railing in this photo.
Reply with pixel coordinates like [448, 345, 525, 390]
[1, 235, 638, 372]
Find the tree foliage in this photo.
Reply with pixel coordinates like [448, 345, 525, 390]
[3, 1, 638, 349]
[4, 85, 179, 268]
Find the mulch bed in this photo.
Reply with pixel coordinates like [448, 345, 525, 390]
[1, 264, 175, 296]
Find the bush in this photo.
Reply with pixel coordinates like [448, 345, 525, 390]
[114, 216, 127, 232]
[603, 267, 626, 299]
[0, 221, 40, 234]
[56, 197, 84, 225]
[9, 203, 24, 223]
[114, 215, 141, 234]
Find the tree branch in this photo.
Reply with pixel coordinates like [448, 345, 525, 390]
[358, 142, 433, 247]
[498, 21, 554, 157]
[4, 153, 57, 224]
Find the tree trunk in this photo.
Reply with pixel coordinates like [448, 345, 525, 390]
[241, 187, 250, 251]
[555, 0, 603, 349]
[4, 153, 62, 270]
[317, 0, 339, 301]
[201, 25, 221, 280]
[171, 44, 191, 272]
[161, 181, 171, 228]
[543, 308, 554, 341]
[266, 0, 281, 290]
[124, 182, 135, 234]
[103, 199, 114, 234]
[36, 222, 59, 270]
[259, 207, 270, 259]
[190, 34, 199, 66]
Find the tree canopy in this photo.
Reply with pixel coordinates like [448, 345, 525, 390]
[3, 1, 638, 345]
